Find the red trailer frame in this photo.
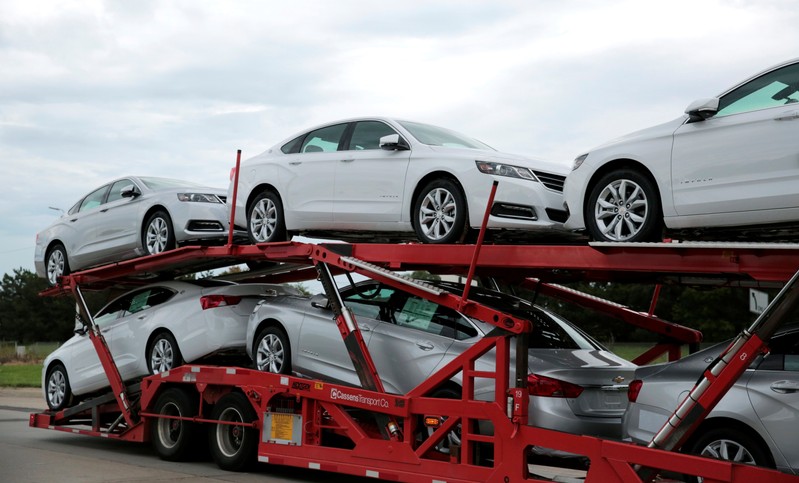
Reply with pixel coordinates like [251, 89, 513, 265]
[31, 240, 799, 483]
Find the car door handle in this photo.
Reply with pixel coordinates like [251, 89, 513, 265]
[774, 111, 799, 121]
[415, 340, 434, 351]
[70, 218, 78, 222]
[770, 380, 799, 393]
[137, 314, 148, 320]
[340, 158, 355, 163]
[100, 208, 108, 213]
[360, 324, 371, 332]
[288, 161, 302, 166]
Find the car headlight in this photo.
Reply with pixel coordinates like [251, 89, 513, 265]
[475, 160, 536, 181]
[572, 153, 589, 171]
[177, 193, 222, 203]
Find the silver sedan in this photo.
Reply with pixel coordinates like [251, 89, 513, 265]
[245, 280, 636, 457]
[35, 176, 231, 285]
[623, 327, 799, 475]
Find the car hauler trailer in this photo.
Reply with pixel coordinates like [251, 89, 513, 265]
[29, 238, 799, 483]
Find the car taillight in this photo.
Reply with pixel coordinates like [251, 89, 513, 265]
[200, 295, 242, 310]
[628, 379, 643, 403]
[527, 374, 583, 398]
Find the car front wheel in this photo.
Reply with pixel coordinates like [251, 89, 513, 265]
[413, 179, 468, 244]
[585, 169, 662, 242]
[45, 243, 70, 286]
[143, 210, 176, 255]
[247, 190, 286, 243]
[45, 363, 73, 411]
[253, 326, 291, 374]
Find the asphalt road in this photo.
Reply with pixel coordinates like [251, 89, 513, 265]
[0, 388, 370, 483]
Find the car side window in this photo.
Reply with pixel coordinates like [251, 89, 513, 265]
[126, 287, 175, 314]
[79, 185, 110, 212]
[716, 62, 799, 117]
[106, 179, 135, 203]
[756, 331, 799, 371]
[300, 123, 348, 153]
[93, 296, 132, 328]
[348, 121, 399, 150]
[344, 286, 392, 320]
[387, 291, 471, 340]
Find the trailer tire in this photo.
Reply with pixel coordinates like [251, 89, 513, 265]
[151, 387, 200, 461]
[209, 392, 258, 472]
[45, 363, 74, 411]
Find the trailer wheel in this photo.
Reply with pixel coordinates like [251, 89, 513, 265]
[151, 387, 200, 461]
[209, 392, 258, 471]
[45, 363, 73, 411]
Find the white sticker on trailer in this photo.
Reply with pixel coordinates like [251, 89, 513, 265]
[309, 462, 321, 470]
[365, 470, 380, 478]
[226, 368, 237, 375]
[258, 456, 269, 463]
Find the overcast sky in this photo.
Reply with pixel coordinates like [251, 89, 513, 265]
[1, 0, 798, 279]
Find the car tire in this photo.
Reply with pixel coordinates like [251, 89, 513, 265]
[686, 427, 773, 482]
[143, 210, 176, 255]
[247, 190, 286, 244]
[147, 332, 183, 375]
[151, 387, 200, 461]
[45, 363, 73, 411]
[253, 326, 291, 374]
[209, 392, 258, 472]
[413, 178, 468, 244]
[45, 243, 70, 286]
[585, 169, 662, 242]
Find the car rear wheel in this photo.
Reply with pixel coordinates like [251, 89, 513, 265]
[151, 387, 200, 461]
[413, 179, 468, 244]
[45, 363, 73, 411]
[148, 332, 183, 375]
[209, 392, 258, 471]
[585, 169, 662, 242]
[247, 190, 286, 243]
[686, 427, 773, 483]
[253, 326, 291, 374]
[45, 243, 70, 286]
[143, 210, 176, 255]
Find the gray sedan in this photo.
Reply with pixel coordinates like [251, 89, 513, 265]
[623, 327, 799, 475]
[35, 176, 230, 285]
[245, 280, 636, 457]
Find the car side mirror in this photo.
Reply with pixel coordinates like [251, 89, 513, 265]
[310, 293, 330, 309]
[74, 326, 88, 336]
[120, 185, 141, 198]
[685, 97, 719, 123]
[379, 134, 410, 151]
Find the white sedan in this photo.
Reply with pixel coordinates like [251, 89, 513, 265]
[564, 57, 799, 242]
[228, 117, 569, 244]
[42, 280, 295, 411]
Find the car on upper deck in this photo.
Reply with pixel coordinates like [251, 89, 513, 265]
[563, 58, 799, 242]
[228, 117, 569, 245]
[35, 176, 230, 285]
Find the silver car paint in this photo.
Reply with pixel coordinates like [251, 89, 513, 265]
[34, 176, 230, 279]
[245, 283, 637, 444]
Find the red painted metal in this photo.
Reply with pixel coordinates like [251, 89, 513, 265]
[30, 240, 799, 483]
[460, 179, 498, 310]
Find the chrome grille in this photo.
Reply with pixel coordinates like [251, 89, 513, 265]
[532, 171, 566, 192]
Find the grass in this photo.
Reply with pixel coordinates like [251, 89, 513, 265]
[0, 364, 41, 388]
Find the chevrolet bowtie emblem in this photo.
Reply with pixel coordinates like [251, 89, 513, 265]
[613, 376, 625, 384]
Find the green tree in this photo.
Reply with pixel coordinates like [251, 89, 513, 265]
[0, 269, 76, 344]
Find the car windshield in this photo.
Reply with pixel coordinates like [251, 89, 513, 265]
[139, 177, 206, 190]
[398, 121, 494, 151]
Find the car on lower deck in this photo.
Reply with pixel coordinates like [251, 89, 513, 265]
[245, 279, 636, 456]
[43, 280, 297, 411]
[228, 117, 569, 245]
[623, 327, 799, 475]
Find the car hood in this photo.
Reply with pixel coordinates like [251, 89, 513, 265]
[427, 145, 570, 175]
[585, 115, 687, 154]
[529, 349, 637, 386]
